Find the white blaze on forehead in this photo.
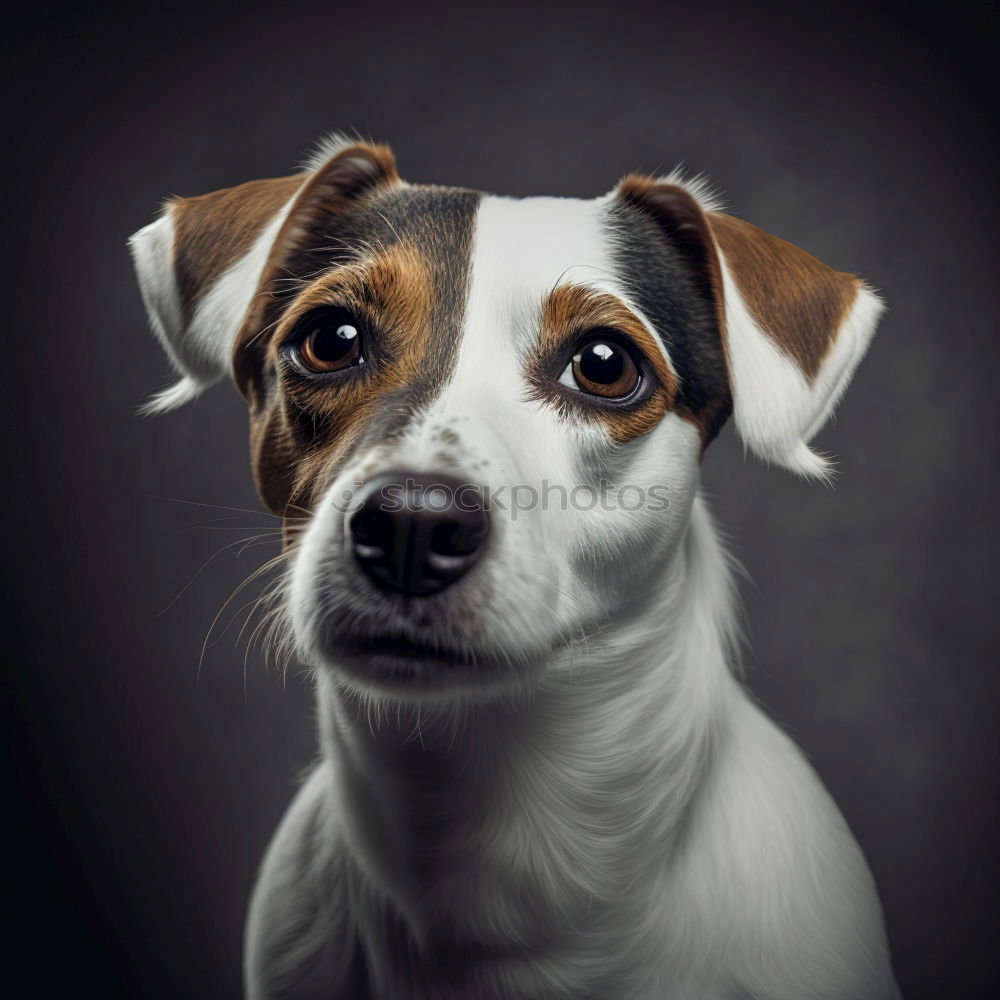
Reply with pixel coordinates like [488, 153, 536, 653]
[442, 194, 635, 409]
[467, 194, 617, 327]
[458, 193, 674, 377]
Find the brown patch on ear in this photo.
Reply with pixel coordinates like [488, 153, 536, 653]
[171, 174, 304, 324]
[232, 142, 401, 399]
[707, 212, 859, 381]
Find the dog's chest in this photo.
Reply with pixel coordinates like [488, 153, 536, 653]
[339, 721, 675, 1000]
[352, 870, 654, 1000]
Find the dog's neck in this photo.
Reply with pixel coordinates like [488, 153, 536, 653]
[315, 495, 741, 975]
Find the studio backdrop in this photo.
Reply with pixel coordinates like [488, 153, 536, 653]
[4, 2, 997, 997]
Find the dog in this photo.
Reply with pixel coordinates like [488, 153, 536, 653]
[130, 136, 901, 999]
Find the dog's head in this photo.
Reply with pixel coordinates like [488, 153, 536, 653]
[131, 137, 881, 700]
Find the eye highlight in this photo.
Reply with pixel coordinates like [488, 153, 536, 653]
[559, 336, 642, 400]
[292, 308, 365, 374]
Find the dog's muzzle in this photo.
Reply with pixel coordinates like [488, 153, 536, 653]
[348, 473, 490, 597]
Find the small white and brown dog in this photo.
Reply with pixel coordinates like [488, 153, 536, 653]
[131, 136, 900, 999]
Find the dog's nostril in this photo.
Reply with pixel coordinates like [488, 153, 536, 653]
[349, 508, 392, 553]
[348, 473, 490, 598]
[430, 518, 487, 557]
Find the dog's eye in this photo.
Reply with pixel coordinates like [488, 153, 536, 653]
[295, 311, 364, 373]
[559, 337, 641, 399]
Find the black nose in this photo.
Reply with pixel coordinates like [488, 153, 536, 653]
[348, 473, 490, 597]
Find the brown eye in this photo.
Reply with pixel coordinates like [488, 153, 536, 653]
[562, 338, 641, 399]
[297, 313, 363, 373]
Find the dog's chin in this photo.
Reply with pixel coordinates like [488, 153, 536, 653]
[307, 626, 549, 702]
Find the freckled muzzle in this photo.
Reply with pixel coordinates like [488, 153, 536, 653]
[348, 473, 490, 598]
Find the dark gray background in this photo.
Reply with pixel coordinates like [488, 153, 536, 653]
[4, 1, 997, 996]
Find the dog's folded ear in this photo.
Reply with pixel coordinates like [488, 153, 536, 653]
[616, 176, 884, 480]
[129, 136, 399, 414]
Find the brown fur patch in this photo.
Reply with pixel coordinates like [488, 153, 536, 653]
[228, 177, 479, 531]
[534, 284, 680, 445]
[171, 173, 304, 323]
[250, 242, 434, 516]
[708, 212, 860, 381]
[232, 142, 401, 399]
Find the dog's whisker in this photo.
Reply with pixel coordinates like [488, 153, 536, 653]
[155, 533, 283, 619]
[234, 580, 285, 653]
[151, 495, 285, 520]
[197, 551, 291, 685]
[175, 523, 283, 534]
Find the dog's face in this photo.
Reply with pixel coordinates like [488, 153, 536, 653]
[131, 138, 881, 700]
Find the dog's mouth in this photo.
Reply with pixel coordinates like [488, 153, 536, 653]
[317, 623, 546, 694]
[339, 630, 478, 668]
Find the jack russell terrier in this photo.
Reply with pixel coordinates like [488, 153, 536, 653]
[131, 136, 900, 999]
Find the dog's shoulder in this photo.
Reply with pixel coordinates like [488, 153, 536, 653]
[244, 763, 365, 1000]
[661, 693, 899, 999]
